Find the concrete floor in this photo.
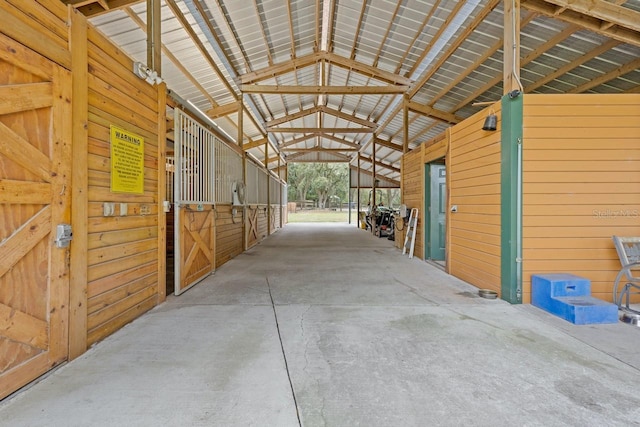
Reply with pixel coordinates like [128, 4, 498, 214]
[2, 223, 640, 427]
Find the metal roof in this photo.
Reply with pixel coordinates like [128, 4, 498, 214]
[81, 0, 640, 184]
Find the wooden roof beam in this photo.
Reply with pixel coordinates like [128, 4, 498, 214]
[267, 127, 374, 134]
[324, 53, 413, 86]
[539, 0, 640, 33]
[453, 23, 580, 112]
[406, 101, 463, 124]
[241, 85, 408, 95]
[568, 57, 640, 93]
[239, 53, 322, 84]
[280, 147, 359, 152]
[525, 39, 620, 92]
[522, 0, 640, 47]
[359, 155, 401, 174]
[205, 102, 239, 118]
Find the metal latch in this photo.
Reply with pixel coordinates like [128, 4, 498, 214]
[55, 224, 73, 248]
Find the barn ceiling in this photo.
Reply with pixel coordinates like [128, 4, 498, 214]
[75, 0, 640, 184]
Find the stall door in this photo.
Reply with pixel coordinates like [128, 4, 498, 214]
[0, 35, 71, 398]
[173, 109, 215, 295]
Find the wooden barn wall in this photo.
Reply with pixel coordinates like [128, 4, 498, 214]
[522, 94, 640, 303]
[448, 103, 502, 294]
[401, 148, 424, 259]
[271, 205, 281, 233]
[247, 206, 269, 248]
[85, 25, 162, 346]
[215, 204, 243, 268]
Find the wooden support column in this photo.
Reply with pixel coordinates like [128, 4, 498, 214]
[238, 98, 247, 251]
[403, 95, 409, 154]
[147, 0, 162, 74]
[371, 140, 377, 235]
[266, 139, 271, 236]
[157, 83, 167, 303]
[69, 6, 88, 361]
[504, 0, 521, 94]
[357, 155, 361, 228]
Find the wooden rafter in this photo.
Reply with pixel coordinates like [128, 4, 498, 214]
[429, 12, 537, 107]
[239, 52, 412, 86]
[69, 0, 142, 17]
[166, 0, 237, 99]
[373, 137, 403, 152]
[280, 147, 358, 152]
[206, 102, 239, 118]
[394, 0, 442, 75]
[359, 155, 401, 174]
[525, 39, 620, 92]
[522, 0, 640, 47]
[568, 57, 640, 93]
[241, 84, 408, 95]
[264, 105, 377, 128]
[453, 23, 582, 112]
[375, 0, 501, 136]
[267, 127, 374, 134]
[406, 1, 466, 77]
[349, 165, 401, 187]
[407, 101, 463, 124]
[279, 134, 315, 148]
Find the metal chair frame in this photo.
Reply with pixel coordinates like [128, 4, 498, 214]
[612, 236, 640, 314]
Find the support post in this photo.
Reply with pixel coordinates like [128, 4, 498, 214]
[157, 83, 167, 303]
[238, 98, 247, 251]
[503, 0, 521, 94]
[69, 6, 88, 360]
[147, 0, 162, 75]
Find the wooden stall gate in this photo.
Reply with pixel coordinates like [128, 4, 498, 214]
[0, 34, 71, 399]
[173, 109, 215, 295]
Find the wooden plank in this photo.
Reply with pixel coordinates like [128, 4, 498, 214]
[6, 0, 69, 42]
[525, 182, 639, 194]
[88, 273, 157, 314]
[68, 5, 89, 361]
[524, 171, 640, 183]
[88, 215, 158, 233]
[0, 206, 51, 279]
[0, 352, 50, 400]
[48, 64, 72, 364]
[88, 227, 157, 249]
[0, 2, 71, 69]
[524, 93, 640, 106]
[523, 160, 640, 172]
[0, 82, 52, 115]
[87, 249, 157, 282]
[87, 295, 156, 346]
[0, 179, 50, 204]
[88, 261, 157, 298]
[88, 88, 157, 135]
[88, 238, 157, 265]
[87, 284, 157, 330]
[0, 302, 48, 351]
[0, 121, 52, 182]
[523, 225, 640, 238]
[88, 72, 157, 123]
[524, 140, 640, 150]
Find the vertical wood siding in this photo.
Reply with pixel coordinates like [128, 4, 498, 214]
[522, 94, 640, 303]
[85, 27, 160, 345]
[215, 205, 243, 268]
[449, 104, 502, 293]
[401, 148, 424, 259]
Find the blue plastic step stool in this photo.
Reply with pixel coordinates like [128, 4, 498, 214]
[531, 274, 618, 325]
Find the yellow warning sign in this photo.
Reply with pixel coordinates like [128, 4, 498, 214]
[110, 125, 144, 194]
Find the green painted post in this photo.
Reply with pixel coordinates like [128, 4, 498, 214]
[500, 93, 523, 303]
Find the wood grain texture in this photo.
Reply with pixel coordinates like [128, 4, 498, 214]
[522, 94, 640, 303]
[449, 103, 502, 294]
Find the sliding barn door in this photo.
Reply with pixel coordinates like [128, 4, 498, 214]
[0, 35, 71, 398]
[173, 109, 215, 295]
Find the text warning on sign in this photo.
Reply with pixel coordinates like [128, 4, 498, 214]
[110, 125, 144, 194]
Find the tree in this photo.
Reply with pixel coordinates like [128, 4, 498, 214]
[287, 163, 348, 208]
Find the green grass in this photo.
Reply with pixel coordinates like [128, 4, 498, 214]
[287, 209, 353, 223]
